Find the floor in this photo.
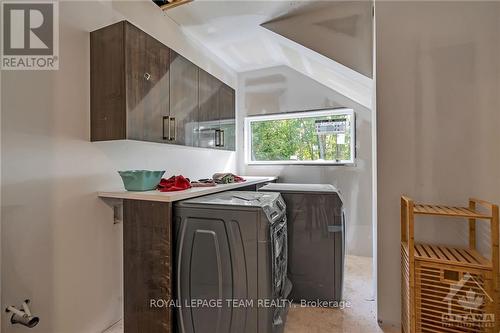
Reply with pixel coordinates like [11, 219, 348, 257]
[103, 256, 400, 333]
[285, 256, 399, 333]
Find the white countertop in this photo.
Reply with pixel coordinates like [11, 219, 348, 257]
[98, 176, 277, 203]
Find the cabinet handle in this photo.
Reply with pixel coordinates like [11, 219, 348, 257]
[162, 116, 169, 140]
[220, 129, 225, 147]
[144, 72, 151, 81]
[214, 129, 220, 147]
[170, 117, 176, 141]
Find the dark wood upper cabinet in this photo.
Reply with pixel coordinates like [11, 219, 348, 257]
[91, 21, 236, 151]
[169, 50, 199, 146]
[198, 69, 235, 150]
[91, 21, 170, 143]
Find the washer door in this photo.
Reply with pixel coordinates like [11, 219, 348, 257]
[177, 217, 233, 333]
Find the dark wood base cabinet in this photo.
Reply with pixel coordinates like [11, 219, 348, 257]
[90, 21, 236, 151]
[123, 200, 172, 333]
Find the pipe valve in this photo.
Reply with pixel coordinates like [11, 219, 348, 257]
[5, 299, 39, 328]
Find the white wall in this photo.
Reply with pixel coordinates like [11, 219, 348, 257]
[376, 1, 500, 327]
[0, 1, 236, 332]
[237, 65, 373, 257]
[263, 1, 373, 78]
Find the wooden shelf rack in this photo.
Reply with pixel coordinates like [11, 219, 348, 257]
[401, 196, 499, 333]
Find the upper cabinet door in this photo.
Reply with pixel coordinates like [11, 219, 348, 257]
[125, 23, 170, 143]
[198, 69, 221, 149]
[169, 51, 199, 146]
[219, 84, 235, 121]
[218, 84, 236, 151]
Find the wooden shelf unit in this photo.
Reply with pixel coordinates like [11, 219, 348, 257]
[401, 196, 499, 333]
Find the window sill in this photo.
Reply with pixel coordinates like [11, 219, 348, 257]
[246, 161, 356, 167]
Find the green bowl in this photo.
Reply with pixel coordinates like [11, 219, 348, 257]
[118, 170, 165, 191]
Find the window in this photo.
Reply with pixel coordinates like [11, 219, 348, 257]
[245, 109, 355, 165]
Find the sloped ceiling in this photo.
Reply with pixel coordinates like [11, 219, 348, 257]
[262, 1, 373, 78]
[166, 0, 373, 108]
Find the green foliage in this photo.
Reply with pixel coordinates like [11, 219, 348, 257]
[251, 114, 352, 162]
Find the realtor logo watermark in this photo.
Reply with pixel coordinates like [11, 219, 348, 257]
[1, 1, 59, 70]
[442, 273, 495, 329]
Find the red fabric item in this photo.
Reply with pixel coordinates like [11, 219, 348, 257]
[157, 175, 192, 192]
[233, 175, 246, 183]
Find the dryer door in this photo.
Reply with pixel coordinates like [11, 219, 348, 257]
[177, 217, 233, 333]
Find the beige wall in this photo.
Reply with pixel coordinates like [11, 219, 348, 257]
[376, 1, 500, 326]
[1, 2, 236, 332]
[237, 65, 373, 257]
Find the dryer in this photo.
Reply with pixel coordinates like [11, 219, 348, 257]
[174, 191, 291, 333]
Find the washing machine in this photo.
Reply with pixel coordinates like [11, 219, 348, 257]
[174, 191, 291, 333]
[259, 183, 345, 303]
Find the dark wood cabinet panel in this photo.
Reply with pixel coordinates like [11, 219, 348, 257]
[123, 200, 172, 333]
[90, 22, 126, 141]
[219, 83, 235, 121]
[169, 50, 198, 146]
[198, 69, 221, 123]
[218, 83, 236, 151]
[124, 22, 146, 117]
[198, 69, 221, 149]
[126, 23, 170, 143]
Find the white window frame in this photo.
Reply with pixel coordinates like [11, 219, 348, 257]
[244, 108, 355, 165]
